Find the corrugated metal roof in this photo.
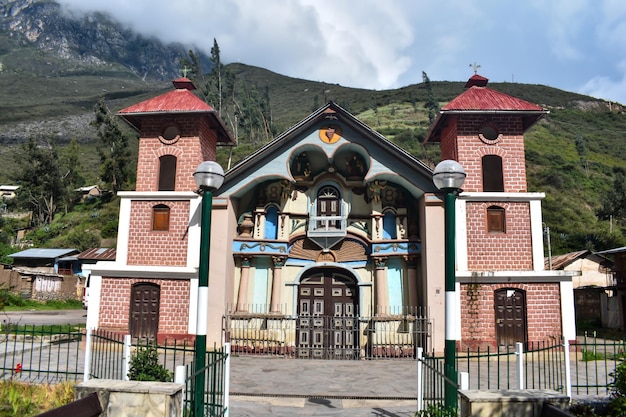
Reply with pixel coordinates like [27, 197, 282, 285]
[442, 86, 545, 112]
[547, 250, 589, 270]
[118, 88, 214, 114]
[77, 247, 116, 261]
[9, 248, 78, 259]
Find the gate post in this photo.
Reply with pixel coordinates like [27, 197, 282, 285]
[83, 327, 92, 382]
[516, 342, 524, 390]
[416, 347, 423, 412]
[123, 335, 132, 381]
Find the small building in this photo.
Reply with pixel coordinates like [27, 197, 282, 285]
[0, 185, 19, 199]
[548, 250, 616, 329]
[7, 248, 81, 302]
[75, 185, 102, 200]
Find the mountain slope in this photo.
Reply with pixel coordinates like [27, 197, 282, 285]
[0, 1, 624, 255]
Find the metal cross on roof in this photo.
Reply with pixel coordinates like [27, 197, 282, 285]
[469, 62, 481, 74]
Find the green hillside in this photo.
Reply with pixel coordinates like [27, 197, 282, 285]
[1, 61, 625, 256]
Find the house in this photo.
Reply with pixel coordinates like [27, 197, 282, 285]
[77, 247, 116, 309]
[74, 185, 102, 200]
[6, 248, 81, 301]
[548, 250, 617, 329]
[87, 74, 576, 355]
[596, 247, 626, 332]
[0, 185, 19, 199]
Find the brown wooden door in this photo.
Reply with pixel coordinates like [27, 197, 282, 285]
[130, 283, 160, 340]
[297, 271, 359, 359]
[494, 288, 527, 347]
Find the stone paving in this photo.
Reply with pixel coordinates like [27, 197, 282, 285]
[229, 356, 419, 416]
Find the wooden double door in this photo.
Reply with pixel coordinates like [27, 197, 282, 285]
[129, 283, 160, 340]
[296, 271, 359, 359]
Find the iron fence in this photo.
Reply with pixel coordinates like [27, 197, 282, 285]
[224, 310, 432, 359]
[179, 344, 229, 417]
[87, 329, 195, 380]
[0, 324, 84, 383]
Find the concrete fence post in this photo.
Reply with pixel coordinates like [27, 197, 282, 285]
[123, 334, 131, 381]
[516, 342, 524, 390]
[224, 342, 231, 417]
[563, 338, 572, 399]
[83, 327, 92, 382]
[175, 365, 186, 414]
[416, 347, 423, 412]
[459, 371, 469, 391]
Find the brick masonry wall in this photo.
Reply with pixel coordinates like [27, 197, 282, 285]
[460, 282, 562, 350]
[98, 277, 191, 339]
[441, 114, 527, 193]
[134, 115, 218, 192]
[127, 200, 190, 266]
[465, 201, 533, 270]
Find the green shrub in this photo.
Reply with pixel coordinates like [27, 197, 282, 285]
[128, 344, 172, 382]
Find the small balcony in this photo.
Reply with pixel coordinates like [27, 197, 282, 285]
[307, 215, 347, 238]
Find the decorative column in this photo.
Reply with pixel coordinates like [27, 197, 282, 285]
[236, 257, 252, 312]
[270, 256, 286, 313]
[374, 257, 387, 315]
[405, 256, 418, 312]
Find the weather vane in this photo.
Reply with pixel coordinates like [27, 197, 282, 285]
[469, 62, 481, 74]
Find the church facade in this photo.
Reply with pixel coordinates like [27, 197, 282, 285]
[86, 74, 576, 357]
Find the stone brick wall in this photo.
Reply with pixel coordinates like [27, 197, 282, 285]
[99, 277, 191, 342]
[134, 115, 218, 193]
[460, 282, 562, 350]
[442, 115, 527, 193]
[465, 201, 533, 270]
[126, 200, 190, 266]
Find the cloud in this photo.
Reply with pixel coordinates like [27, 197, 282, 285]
[54, 0, 626, 103]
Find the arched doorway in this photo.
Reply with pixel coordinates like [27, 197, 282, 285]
[130, 282, 160, 340]
[296, 269, 359, 359]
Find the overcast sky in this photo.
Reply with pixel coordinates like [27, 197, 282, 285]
[57, 0, 626, 105]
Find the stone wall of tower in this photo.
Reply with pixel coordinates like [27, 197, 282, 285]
[465, 201, 533, 270]
[134, 114, 218, 192]
[126, 200, 191, 266]
[98, 277, 192, 343]
[442, 114, 528, 193]
[459, 282, 562, 350]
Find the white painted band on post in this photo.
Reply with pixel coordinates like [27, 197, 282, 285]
[196, 287, 209, 335]
[445, 291, 457, 340]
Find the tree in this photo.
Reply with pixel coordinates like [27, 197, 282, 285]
[13, 138, 65, 226]
[91, 98, 134, 193]
[60, 139, 85, 213]
[422, 71, 439, 124]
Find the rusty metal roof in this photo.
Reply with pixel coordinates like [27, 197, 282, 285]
[442, 85, 545, 112]
[118, 88, 214, 114]
[116, 78, 236, 145]
[77, 247, 116, 261]
[425, 74, 548, 142]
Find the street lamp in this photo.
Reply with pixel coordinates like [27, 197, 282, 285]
[432, 159, 466, 412]
[192, 160, 224, 417]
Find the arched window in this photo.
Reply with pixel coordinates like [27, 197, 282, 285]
[487, 205, 506, 233]
[482, 155, 504, 192]
[152, 204, 170, 231]
[316, 185, 341, 230]
[158, 155, 177, 191]
[265, 206, 279, 239]
[382, 211, 397, 239]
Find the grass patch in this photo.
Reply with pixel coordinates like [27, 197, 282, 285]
[0, 381, 75, 416]
[2, 299, 83, 311]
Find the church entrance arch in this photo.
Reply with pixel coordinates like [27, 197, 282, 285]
[296, 268, 359, 359]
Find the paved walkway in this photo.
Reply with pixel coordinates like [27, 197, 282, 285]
[229, 356, 419, 416]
